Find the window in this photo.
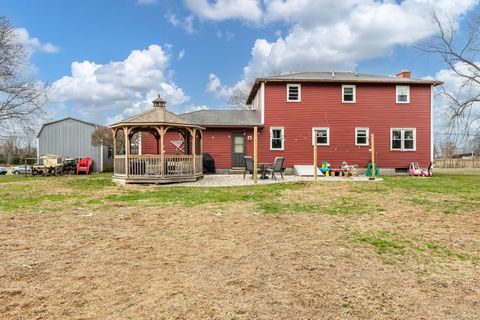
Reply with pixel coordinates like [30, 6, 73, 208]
[287, 84, 301, 102]
[396, 85, 410, 103]
[270, 127, 284, 150]
[342, 85, 356, 103]
[391, 128, 416, 151]
[312, 128, 330, 146]
[355, 128, 369, 146]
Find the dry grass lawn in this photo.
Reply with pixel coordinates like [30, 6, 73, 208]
[0, 172, 479, 319]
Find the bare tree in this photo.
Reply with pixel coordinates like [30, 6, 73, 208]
[227, 86, 251, 110]
[91, 126, 114, 148]
[0, 16, 47, 130]
[417, 12, 480, 146]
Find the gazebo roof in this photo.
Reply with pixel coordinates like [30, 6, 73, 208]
[110, 95, 202, 129]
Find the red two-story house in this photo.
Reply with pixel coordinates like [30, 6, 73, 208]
[142, 70, 442, 174]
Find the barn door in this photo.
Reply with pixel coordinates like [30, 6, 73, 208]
[232, 134, 246, 167]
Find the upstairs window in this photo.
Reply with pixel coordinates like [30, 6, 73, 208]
[355, 128, 369, 146]
[396, 85, 410, 103]
[391, 128, 416, 151]
[342, 85, 356, 103]
[270, 127, 284, 150]
[312, 128, 330, 146]
[287, 84, 301, 102]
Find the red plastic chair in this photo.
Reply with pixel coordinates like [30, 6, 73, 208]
[76, 157, 93, 175]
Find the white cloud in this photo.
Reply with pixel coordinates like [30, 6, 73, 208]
[186, 0, 478, 98]
[166, 13, 195, 33]
[216, 30, 234, 41]
[185, 0, 263, 23]
[206, 73, 233, 98]
[178, 49, 186, 60]
[15, 28, 59, 54]
[186, 105, 209, 113]
[50, 44, 189, 124]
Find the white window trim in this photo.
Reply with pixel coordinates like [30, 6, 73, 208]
[342, 84, 356, 103]
[390, 128, 416, 151]
[312, 127, 330, 146]
[355, 128, 369, 146]
[287, 84, 301, 102]
[396, 85, 410, 104]
[270, 127, 285, 151]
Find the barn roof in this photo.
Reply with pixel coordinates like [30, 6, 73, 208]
[246, 71, 444, 104]
[37, 117, 102, 138]
[181, 110, 262, 128]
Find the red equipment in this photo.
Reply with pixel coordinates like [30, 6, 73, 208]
[76, 157, 93, 175]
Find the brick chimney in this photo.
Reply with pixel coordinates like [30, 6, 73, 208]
[396, 69, 411, 79]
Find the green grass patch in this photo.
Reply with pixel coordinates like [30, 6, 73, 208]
[0, 193, 80, 211]
[352, 230, 478, 265]
[384, 174, 480, 195]
[107, 182, 307, 207]
[260, 196, 384, 215]
[62, 173, 115, 190]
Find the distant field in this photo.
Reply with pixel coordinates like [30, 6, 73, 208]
[0, 172, 479, 319]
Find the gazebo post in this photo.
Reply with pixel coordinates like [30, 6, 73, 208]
[192, 128, 196, 174]
[124, 126, 130, 177]
[113, 128, 117, 157]
[157, 127, 165, 177]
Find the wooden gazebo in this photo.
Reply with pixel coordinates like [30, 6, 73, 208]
[110, 96, 204, 184]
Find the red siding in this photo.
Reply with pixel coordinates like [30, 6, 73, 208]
[257, 82, 432, 169]
[142, 128, 254, 169]
[141, 82, 432, 170]
[202, 128, 254, 168]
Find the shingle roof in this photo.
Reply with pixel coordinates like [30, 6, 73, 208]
[110, 106, 200, 128]
[181, 110, 261, 127]
[247, 71, 443, 104]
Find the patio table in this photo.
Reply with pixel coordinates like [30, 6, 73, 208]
[258, 162, 273, 179]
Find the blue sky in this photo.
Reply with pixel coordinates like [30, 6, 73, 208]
[1, 0, 479, 126]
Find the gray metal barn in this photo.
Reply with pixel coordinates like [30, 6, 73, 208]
[37, 117, 113, 172]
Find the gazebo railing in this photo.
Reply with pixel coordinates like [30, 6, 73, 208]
[114, 154, 203, 177]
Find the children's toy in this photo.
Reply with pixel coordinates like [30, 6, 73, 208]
[366, 161, 380, 177]
[320, 161, 330, 176]
[341, 161, 358, 176]
[409, 161, 434, 177]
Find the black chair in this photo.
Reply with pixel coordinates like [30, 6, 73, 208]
[266, 157, 284, 180]
[243, 156, 254, 179]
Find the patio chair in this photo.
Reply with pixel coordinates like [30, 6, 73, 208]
[266, 157, 284, 180]
[243, 156, 254, 180]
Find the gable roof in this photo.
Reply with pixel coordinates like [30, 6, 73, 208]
[181, 110, 262, 127]
[246, 71, 443, 104]
[37, 117, 102, 138]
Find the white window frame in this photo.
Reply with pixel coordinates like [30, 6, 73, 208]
[312, 127, 330, 146]
[342, 84, 356, 103]
[270, 127, 285, 151]
[355, 128, 369, 146]
[396, 85, 410, 104]
[390, 128, 416, 151]
[287, 84, 301, 102]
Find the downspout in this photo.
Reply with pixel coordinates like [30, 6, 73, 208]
[431, 85, 434, 162]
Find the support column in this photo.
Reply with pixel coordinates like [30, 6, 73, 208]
[113, 129, 117, 156]
[314, 129, 318, 181]
[124, 126, 130, 177]
[157, 127, 165, 177]
[253, 126, 258, 184]
[192, 128, 197, 175]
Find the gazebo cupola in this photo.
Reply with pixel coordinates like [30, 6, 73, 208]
[110, 95, 204, 184]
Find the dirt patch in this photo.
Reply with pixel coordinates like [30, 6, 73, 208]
[1, 201, 479, 319]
